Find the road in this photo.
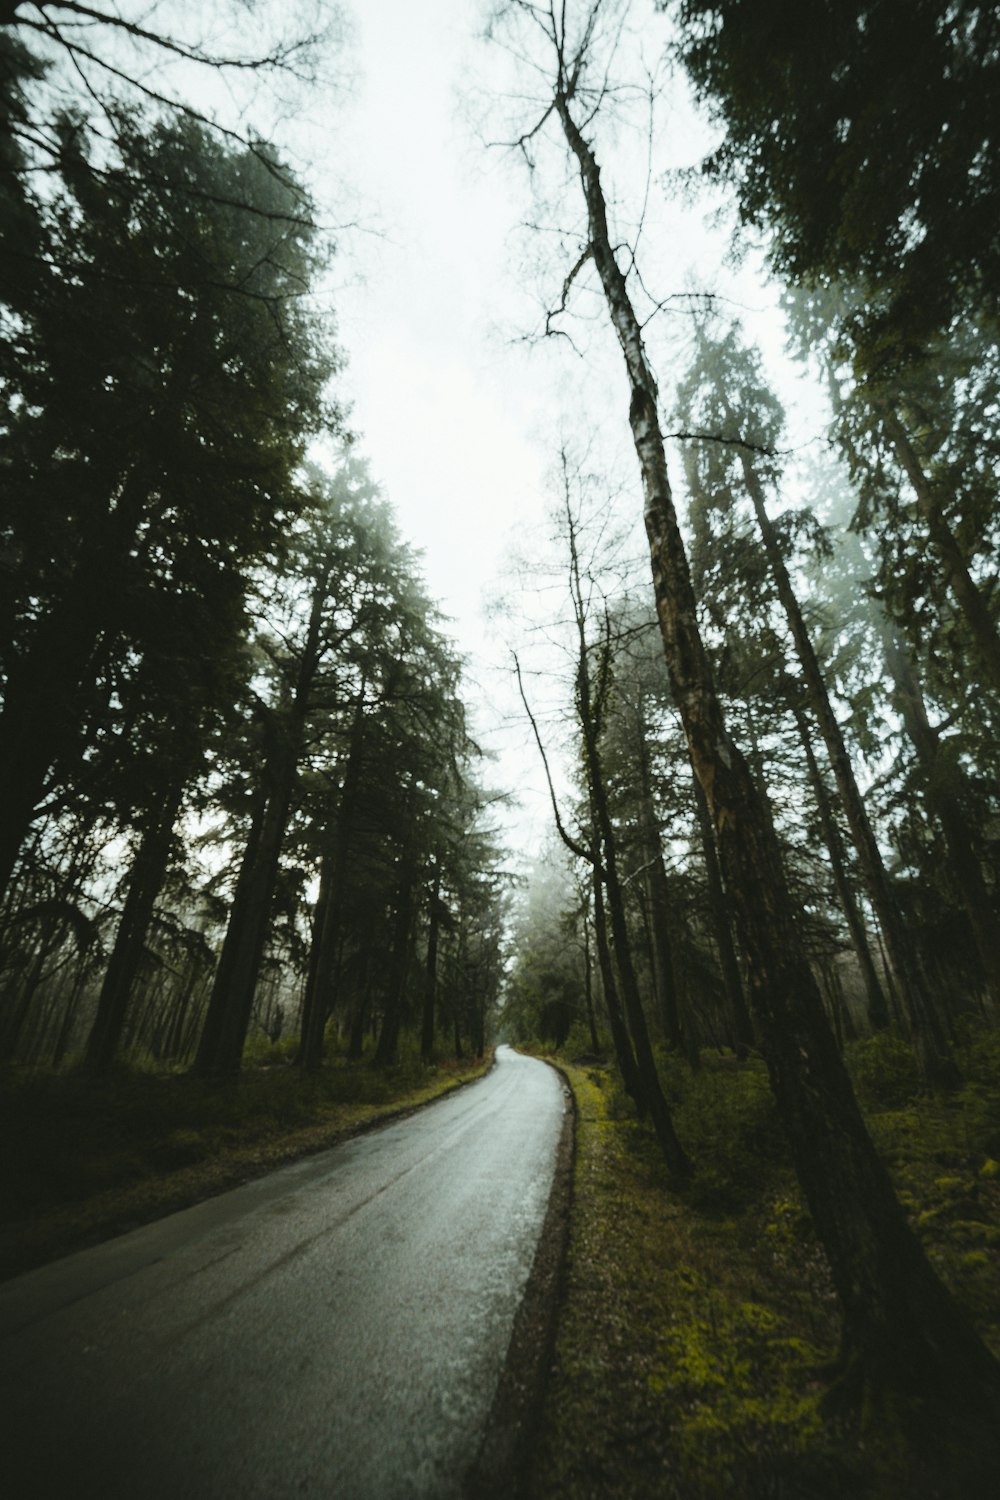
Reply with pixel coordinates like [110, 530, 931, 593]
[0, 1045, 566, 1500]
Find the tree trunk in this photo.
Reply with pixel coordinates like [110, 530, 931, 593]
[635, 717, 685, 1051]
[691, 775, 754, 1054]
[790, 697, 888, 1032]
[193, 735, 297, 1077]
[741, 452, 953, 1075]
[195, 566, 331, 1077]
[882, 407, 1000, 696]
[420, 860, 442, 1062]
[297, 689, 368, 1070]
[591, 851, 642, 1105]
[83, 774, 185, 1075]
[577, 647, 689, 1174]
[581, 904, 600, 1052]
[554, 84, 1000, 1407]
[347, 960, 371, 1061]
[0, 604, 105, 906]
[882, 631, 1000, 1006]
[373, 872, 415, 1066]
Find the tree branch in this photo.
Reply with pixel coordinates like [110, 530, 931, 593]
[512, 650, 591, 864]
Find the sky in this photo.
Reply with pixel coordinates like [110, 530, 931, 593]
[25, 0, 832, 860]
[278, 0, 825, 861]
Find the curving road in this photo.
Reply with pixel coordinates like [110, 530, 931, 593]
[0, 1045, 566, 1500]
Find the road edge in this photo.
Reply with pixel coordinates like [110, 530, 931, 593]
[463, 1056, 576, 1499]
[0, 1053, 498, 1284]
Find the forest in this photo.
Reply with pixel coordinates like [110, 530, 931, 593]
[2, 0, 1000, 1494]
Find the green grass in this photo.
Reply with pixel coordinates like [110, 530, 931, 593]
[524, 1026, 1000, 1500]
[0, 1046, 494, 1280]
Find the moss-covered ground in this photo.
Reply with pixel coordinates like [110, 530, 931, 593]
[524, 1027, 1000, 1499]
[0, 1044, 493, 1281]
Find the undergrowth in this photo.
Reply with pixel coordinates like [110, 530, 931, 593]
[525, 1024, 1000, 1499]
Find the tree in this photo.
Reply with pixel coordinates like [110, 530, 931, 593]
[671, 0, 1000, 352]
[193, 460, 401, 1077]
[675, 319, 963, 1050]
[0, 109, 337, 908]
[488, 0, 1000, 1413]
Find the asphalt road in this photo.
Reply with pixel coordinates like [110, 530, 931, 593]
[0, 1045, 566, 1500]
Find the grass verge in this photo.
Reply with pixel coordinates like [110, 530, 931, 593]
[0, 1048, 494, 1281]
[524, 1028, 1000, 1500]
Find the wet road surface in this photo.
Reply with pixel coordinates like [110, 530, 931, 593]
[0, 1046, 566, 1499]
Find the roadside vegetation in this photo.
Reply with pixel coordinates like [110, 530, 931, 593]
[521, 1029, 1000, 1499]
[0, 1043, 493, 1282]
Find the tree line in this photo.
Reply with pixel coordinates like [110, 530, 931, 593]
[493, 0, 1000, 1425]
[0, 12, 505, 1079]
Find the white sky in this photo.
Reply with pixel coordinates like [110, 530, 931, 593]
[289, 0, 827, 861]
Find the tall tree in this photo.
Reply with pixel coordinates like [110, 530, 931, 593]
[0, 110, 337, 906]
[488, 0, 1000, 1412]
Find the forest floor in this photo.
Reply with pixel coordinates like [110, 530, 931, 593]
[521, 1027, 1000, 1500]
[0, 1045, 494, 1281]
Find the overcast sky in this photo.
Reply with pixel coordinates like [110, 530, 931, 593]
[299, 0, 819, 860]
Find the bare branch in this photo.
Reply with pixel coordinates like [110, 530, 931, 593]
[544, 241, 592, 337]
[512, 650, 591, 864]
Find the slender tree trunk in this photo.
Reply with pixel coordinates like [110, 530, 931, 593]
[554, 84, 999, 1405]
[635, 718, 685, 1051]
[298, 852, 335, 1068]
[83, 775, 185, 1075]
[741, 453, 953, 1075]
[581, 905, 600, 1051]
[373, 871, 415, 1066]
[565, 506, 689, 1173]
[691, 776, 754, 1054]
[591, 851, 642, 1104]
[298, 689, 368, 1070]
[51, 961, 90, 1068]
[882, 631, 1000, 1005]
[347, 961, 371, 1060]
[420, 860, 442, 1061]
[576, 647, 689, 1173]
[882, 408, 1000, 696]
[193, 734, 297, 1077]
[196, 565, 332, 1077]
[790, 698, 888, 1032]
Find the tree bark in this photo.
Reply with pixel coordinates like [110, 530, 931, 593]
[554, 82, 999, 1406]
[195, 564, 331, 1077]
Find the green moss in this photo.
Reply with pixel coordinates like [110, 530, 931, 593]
[525, 1027, 1000, 1500]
